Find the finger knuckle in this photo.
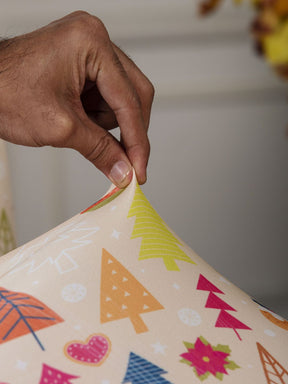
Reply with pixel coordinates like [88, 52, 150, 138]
[66, 12, 107, 41]
[69, 10, 91, 19]
[145, 137, 151, 156]
[52, 113, 75, 147]
[140, 136, 151, 159]
[147, 80, 155, 101]
[128, 91, 142, 110]
[88, 15, 107, 32]
[142, 78, 155, 103]
[85, 132, 112, 164]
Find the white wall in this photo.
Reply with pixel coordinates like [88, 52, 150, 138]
[1, 0, 288, 315]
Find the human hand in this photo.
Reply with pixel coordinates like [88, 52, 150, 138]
[0, 11, 154, 187]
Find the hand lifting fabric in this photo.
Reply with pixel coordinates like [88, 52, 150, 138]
[0, 173, 287, 383]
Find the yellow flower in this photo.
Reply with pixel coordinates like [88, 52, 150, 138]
[264, 21, 288, 64]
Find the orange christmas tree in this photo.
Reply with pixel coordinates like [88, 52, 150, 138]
[100, 249, 164, 333]
[257, 342, 288, 384]
[128, 184, 195, 271]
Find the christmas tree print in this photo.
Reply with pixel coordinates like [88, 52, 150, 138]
[100, 249, 164, 333]
[215, 310, 251, 340]
[8, 221, 100, 275]
[205, 292, 236, 311]
[197, 274, 224, 294]
[253, 299, 288, 331]
[257, 343, 288, 384]
[197, 274, 251, 340]
[81, 186, 124, 213]
[180, 336, 239, 381]
[38, 364, 79, 384]
[128, 184, 195, 271]
[0, 209, 15, 256]
[0, 287, 63, 350]
[122, 352, 173, 384]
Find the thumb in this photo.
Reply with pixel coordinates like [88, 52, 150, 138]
[68, 116, 133, 188]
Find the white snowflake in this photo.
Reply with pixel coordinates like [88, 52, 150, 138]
[178, 308, 202, 326]
[264, 329, 276, 337]
[62, 283, 87, 303]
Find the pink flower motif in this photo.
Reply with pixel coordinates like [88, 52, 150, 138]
[180, 337, 229, 377]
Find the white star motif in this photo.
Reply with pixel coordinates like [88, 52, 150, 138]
[102, 380, 110, 384]
[111, 229, 121, 239]
[32, 280, 39, 285]
[16, 360, 27, 370]
[151, 342, 167, 355]
[74, 324, 81, 330]
[173, 283, 180, 290]
[110, 205, 117, 211]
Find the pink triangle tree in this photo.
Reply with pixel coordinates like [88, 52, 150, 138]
[38, 364, 79, 384]
[197, 274, 251, 340]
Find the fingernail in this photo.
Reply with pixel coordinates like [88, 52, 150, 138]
[109, 161, 132, 187]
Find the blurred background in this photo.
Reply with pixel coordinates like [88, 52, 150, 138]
[0, 0, 287, 316]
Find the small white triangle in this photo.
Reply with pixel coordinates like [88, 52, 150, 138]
[124, 291, 130, 297]
[112, 285, 117, 290]
[143, 291, 148, 296]
[122, 277, 128, 282]
[107, 313, 112, 318]
[122, 304, 127, 310]
[106, 297, 111, 302]
[143, 304, 149, 310]
[108, 259, 113, 264]
[112, 270, 117, 275]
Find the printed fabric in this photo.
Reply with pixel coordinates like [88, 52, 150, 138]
[0, 173, 287, 383]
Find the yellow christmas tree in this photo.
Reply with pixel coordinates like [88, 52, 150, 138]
[128, 184, 195, 271]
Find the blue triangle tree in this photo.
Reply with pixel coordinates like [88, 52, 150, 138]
[122, 352, 173, 384]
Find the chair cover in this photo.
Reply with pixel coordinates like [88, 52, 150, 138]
[0, 172, 287, 383]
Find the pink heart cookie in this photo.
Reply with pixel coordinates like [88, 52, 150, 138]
[64, 333, 111, 366]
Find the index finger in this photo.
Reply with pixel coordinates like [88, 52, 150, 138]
[112, 43, 154, 133]
[92, 45, 150, 184]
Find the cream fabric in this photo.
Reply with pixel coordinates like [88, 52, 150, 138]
[0, 139, 16, 256]
[0, 173, 287, 383]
